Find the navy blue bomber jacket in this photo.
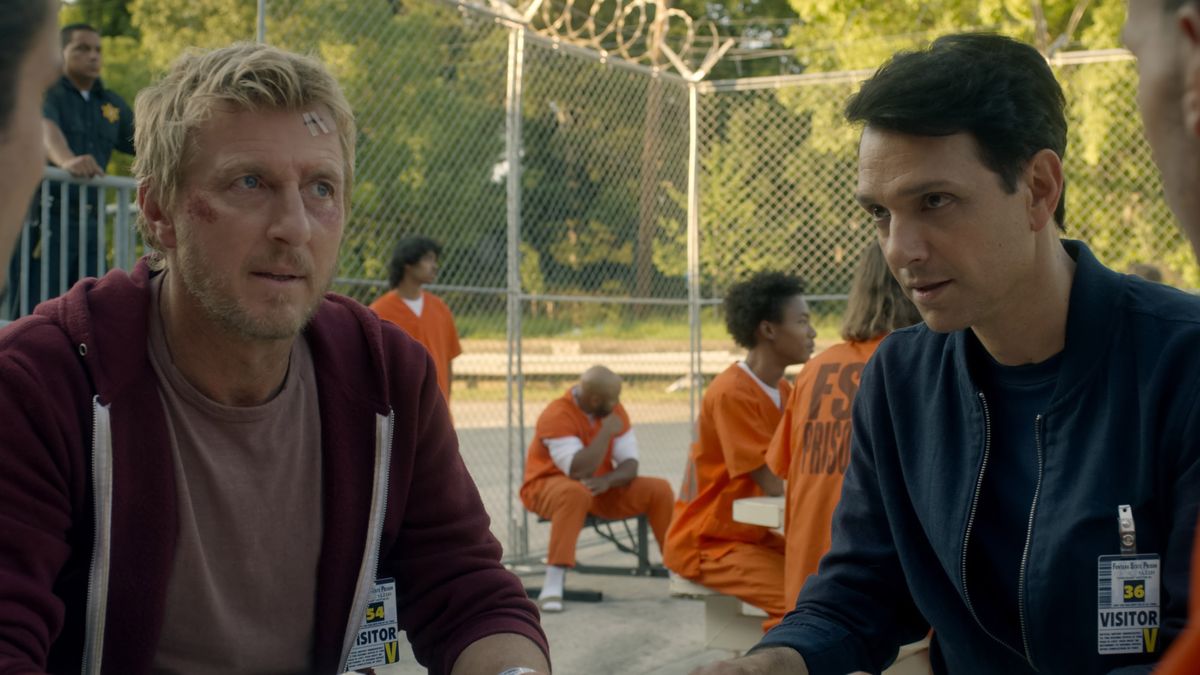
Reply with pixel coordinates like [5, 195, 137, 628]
[759, 240, 1200, 674]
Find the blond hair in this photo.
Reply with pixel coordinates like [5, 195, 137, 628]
[841, 240, 922, 342]
[133, 42, 356, 266]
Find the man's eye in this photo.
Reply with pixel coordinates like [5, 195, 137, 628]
[312, 182, 334, 198]
[237, 176, 260, 189]
[924, 193, 952, 209]
[867, 205, 889, 221]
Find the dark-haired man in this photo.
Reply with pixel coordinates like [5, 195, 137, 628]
[6, 22, 134, 316]
[663, 271, 814, 629]
[43, 24, 131, 180]
[696, 33, 1200, 675]
[0, 0, 59, 294]
[370, 235, 461, 402]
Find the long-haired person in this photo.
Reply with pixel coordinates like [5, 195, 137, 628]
[766, 240, 920, 609]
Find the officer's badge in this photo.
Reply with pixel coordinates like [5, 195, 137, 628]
[101, 103, 120, 124]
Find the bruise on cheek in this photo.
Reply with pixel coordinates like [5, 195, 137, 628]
[185, 193, 217, 224]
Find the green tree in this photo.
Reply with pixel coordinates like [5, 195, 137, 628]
[665, 0, 1199, 293]
[130, 0, 256, 73]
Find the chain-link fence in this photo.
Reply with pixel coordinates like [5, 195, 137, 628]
[253, 0, 1197, 565]
[8, 0, 1182, 565]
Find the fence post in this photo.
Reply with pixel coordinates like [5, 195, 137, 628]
[505, 23, 528, 561]
[686, 81, 701, 437]
[256, 0, 266, 43]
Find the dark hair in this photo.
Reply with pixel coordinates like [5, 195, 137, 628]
[845, 33, 1068, 228]
[0, 0, 51, 139]
[723, 271, 806, 350]
[61, 23, 99, 48]
[841, 240, 922, 342]
[387, 235, 442, 287]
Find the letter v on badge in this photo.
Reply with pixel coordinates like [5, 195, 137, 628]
[1097, 506, 1160, 656]
[345, 578, 402, 670]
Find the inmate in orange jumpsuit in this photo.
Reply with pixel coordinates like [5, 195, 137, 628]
[1155, 518, 1200, 673]
[520, 389, 673, 568]
[664, 363, 792, 628]
[766, 336, 882, 609]
[370, 289, 462, 401]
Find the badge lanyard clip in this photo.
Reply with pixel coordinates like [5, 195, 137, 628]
[1118, 504, 1137, 555]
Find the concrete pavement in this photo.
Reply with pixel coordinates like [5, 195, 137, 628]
[377, 546, 739, 674]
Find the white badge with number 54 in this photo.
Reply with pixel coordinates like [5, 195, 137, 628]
[345, 578, 402, 670]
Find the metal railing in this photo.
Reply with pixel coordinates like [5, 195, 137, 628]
[5, 167, 139, 319]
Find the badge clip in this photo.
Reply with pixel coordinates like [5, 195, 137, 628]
[1118, 504, 1137, 555]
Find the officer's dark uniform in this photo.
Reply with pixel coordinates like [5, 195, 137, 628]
[6, 75, 134, 317]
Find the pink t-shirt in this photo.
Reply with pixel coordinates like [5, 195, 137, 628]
[147, 272, 324, 674]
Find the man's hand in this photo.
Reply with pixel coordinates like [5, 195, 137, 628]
[580, 474, 612, 496]
[689, 647, 809, 675]
[599, 412, 623, 436]
[60, 154, 104, 178]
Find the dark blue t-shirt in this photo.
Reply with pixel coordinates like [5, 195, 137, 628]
[966, 332, 1062, 656]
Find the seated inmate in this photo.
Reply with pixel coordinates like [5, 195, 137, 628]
[520, 365, 673, 612]
[663, 271, 816, 629]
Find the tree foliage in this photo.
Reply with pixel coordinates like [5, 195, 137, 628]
[62, 0, 1198, 306]
[674, 0, 1200, 289]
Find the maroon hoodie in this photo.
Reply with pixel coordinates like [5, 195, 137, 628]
[0, 262, 547, 674]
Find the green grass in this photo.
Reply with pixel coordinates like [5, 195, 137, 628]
[456, 302, 847, 343]
[451, 378, 696, 403]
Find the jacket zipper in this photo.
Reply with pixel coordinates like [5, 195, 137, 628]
[82, 397, 114, 675]
[1017, 414, 1046, 670]
[961, 392, 1027, 662]
[337, 411, 395, 671]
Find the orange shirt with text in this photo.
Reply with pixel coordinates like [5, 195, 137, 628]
[520, 389, 633, 505]
[1154, 518, 1200, 673]
[766, 336, 882, 606]
[663, 364, 790, 578]
[370, 290, 462, 401]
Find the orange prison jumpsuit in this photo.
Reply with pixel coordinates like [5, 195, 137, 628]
[766, 337, 882, 611]
[520, 389, 673, 568]
[370, 290, 462, 402]
[1155, 518, 1200, 673]
[663, 363, 792, 629]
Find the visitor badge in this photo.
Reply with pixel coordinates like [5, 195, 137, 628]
[1096, 554, 1161, 655]
[345, 578, 402, 669]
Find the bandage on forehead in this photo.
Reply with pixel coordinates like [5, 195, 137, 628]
[302, 111, 331, 136]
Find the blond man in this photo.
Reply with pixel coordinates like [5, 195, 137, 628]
[0, 43, 548, 674]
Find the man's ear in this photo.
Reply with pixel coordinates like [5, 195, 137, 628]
[757, 319, 777, 343]
[1025, 148, 1064, 233]
[1179, 6, 1200, 139]
[138, 183, 177, 250]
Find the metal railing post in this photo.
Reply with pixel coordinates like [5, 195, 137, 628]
[686, 82, 702, 438]
[504, 23, 528, 561]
